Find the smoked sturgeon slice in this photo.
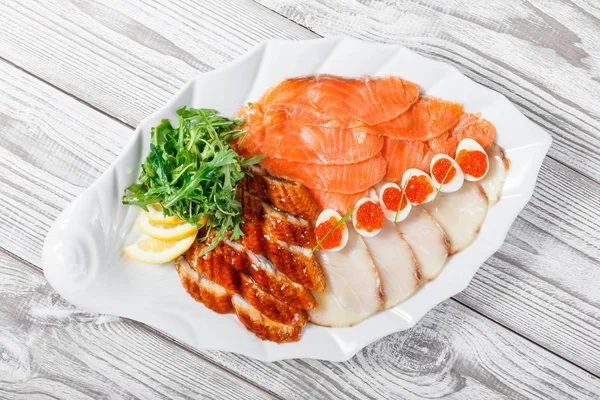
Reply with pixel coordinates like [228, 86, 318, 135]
[396, 207, 450, 281]
[309, 229, 384, 327]
[362, 221, 422, 309]
[422, 182, 489, 254]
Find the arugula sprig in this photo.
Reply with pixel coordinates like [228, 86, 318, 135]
[122, 106, 264, 256]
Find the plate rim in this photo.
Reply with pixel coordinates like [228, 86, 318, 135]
[42, 37, 552, 362]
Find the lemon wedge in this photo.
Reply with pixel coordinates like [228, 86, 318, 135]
[143, 204, 184, 225]
[137, 213, 198, 241]
[124, 233, 197, 264]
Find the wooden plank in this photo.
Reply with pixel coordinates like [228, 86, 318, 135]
[2, 249, 599, 399]
[1, 10, 600, 379]
[0, 0, 314, 126]
[0, 0, 599, 395]
[0, 252, 276, 399]
[1, 0, 599, 183]
[1, 31, 600, 387]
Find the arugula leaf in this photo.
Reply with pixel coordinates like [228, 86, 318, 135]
[122, 106, 262, 253]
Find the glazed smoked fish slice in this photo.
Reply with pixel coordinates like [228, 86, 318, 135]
[261, 107, 384, 164]
[308, 188, 368, 214]
[262, 234, 326, 292]
[429, 113, 496, 156]
[262, 203, 316, 248]
[309, 229, 385, 327]
[245, 172, 320, 221]
[368, 97, 463, 141]
[257, 75, 420, 125]
[174, 258, 233, 314]
[239, 273, 308, 326]
[246, 252, 318, 310]
[260, 155, 387, 194]
[185, 238, 242, 292]
[362, 221, 422, 309]
[262, 174, 320, 221]
[232, 295, 303, 343]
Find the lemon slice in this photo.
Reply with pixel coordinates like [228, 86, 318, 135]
[143, 204, 184, 225]
[137, 213, 198, 241]
[124, 234, 197, 264]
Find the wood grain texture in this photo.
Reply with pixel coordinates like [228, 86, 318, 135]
[2, 250, 599, 400]
[1, 0, 600, 397]
[0, 255, 276, 399]
[0, 37, 599, 397]
[2, 0, 599, 183]
[0, 0, 314, 126]
[0, 0, 599, 376]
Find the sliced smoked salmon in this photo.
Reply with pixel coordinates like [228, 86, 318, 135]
[382, 138, 433, 182]
[261, 107, 384, 164]
[257, 75, 420, 126]
[260, 155, 387, 194]
[234, 104, 265, 159]
[308, 188, 368, 214]
[429, 113, 496, 156]
[369, 97, 463, 141]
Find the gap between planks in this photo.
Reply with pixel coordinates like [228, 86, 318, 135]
[0, 247, 284, 399]
[0, 37, 596, 378]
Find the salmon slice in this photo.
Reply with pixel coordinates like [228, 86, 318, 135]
[175, 258, 233, 314]
[257, 75, 420, 125]
[369, 97, 463, 141]
[429, 113, 496, 156]
[261, 107, 384, 164]
[383, 113, 496, 181]
[233, 104, 265, 158]
[260, 155, 387, 194]
[246, 253, 318, 310]
[383, 138, 433, 182]
[232, 295, 303, 343]
[239, 273, 308, 326]
[308, 188, 368, 214]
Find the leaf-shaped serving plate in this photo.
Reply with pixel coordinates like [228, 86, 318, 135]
[42, 38, 551, 362]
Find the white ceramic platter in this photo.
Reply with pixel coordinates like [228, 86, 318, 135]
[42, 38, 552, 362]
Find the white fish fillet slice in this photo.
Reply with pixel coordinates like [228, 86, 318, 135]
[309, 229, 384, 327]
[422, 182, 489, 255]
[362, 221, 421, 309]
[396, 207, 450, 282]
[480, 144, 510, 207]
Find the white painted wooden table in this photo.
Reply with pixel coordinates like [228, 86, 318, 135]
[0, 1, 599, 398]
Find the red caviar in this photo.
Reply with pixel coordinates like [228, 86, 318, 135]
[355, 201, 385, 232]
[456, 149, 488, 178]
[382, 186, 408, 211]
[405, 175, 434, 204]
[432, 158, 456, 184]
[314, 217, 345, 250]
